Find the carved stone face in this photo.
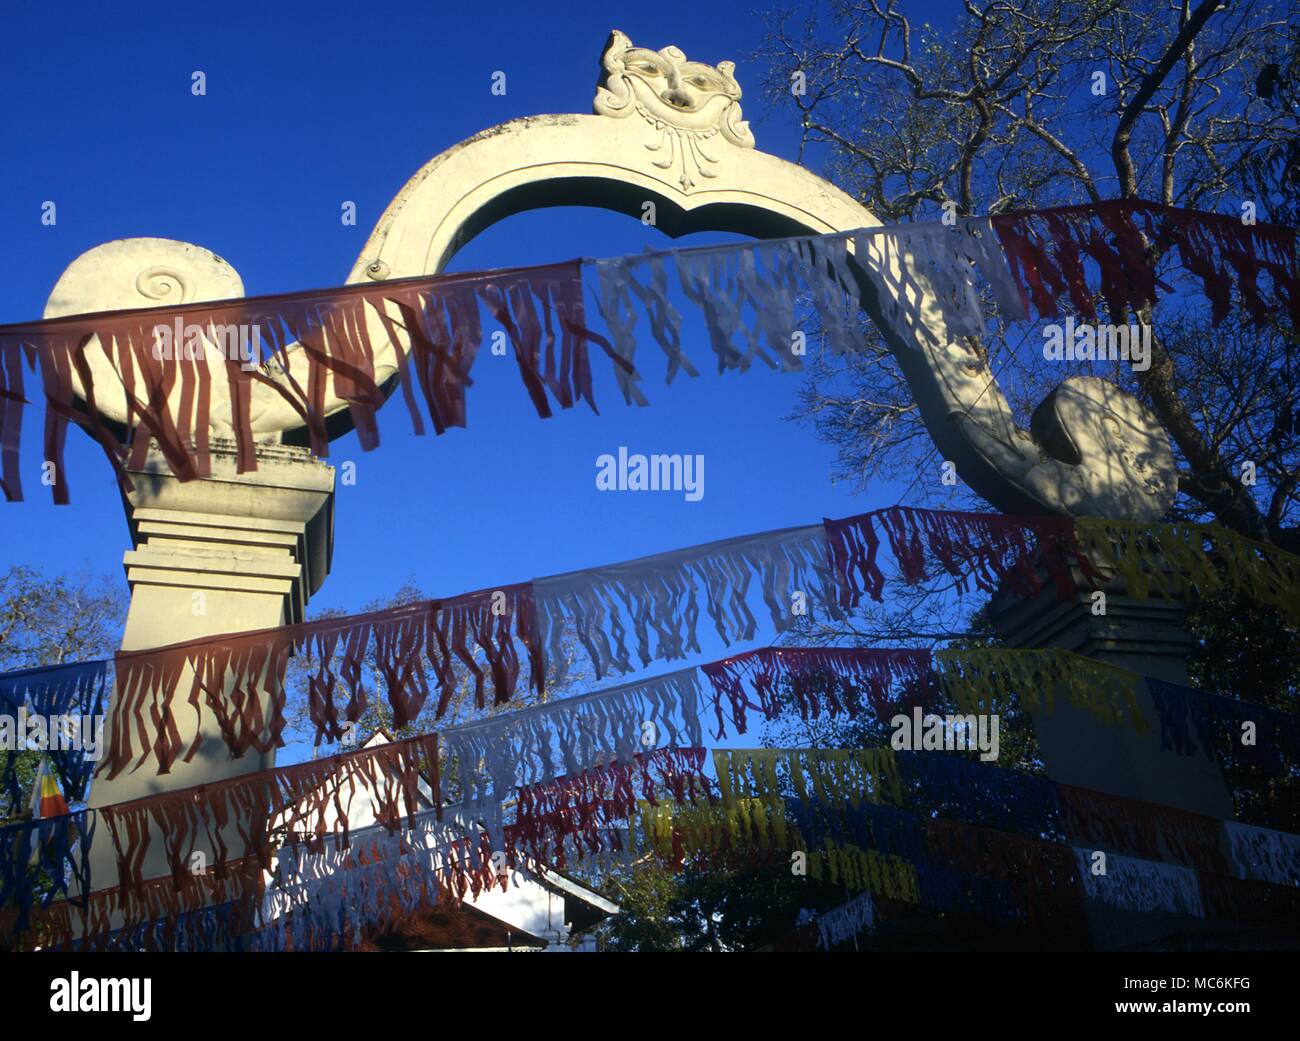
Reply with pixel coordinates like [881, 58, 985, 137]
[619, 45, 739, 122]
[595, 30, 754, 147]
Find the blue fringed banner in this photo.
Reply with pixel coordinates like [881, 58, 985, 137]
[895, 751, 1065, 839]
[0, 809, 95, 943]
[0, 658, 110, 806]
[1148, 677, 1300, 774]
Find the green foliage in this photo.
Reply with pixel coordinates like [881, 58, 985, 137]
[600, 857, 840, 951]
[1186, 589, 1300, 708]
[1186, 589, 1300, 831]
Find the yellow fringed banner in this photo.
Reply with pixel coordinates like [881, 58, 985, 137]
[936, 648, 1149, 732]
[638, 799, 776, 860]
[712, 748, 904, 815]
[1074, 518, 1300, 623]
[807, 838, 921, 904]
[635, 801, 920, 904]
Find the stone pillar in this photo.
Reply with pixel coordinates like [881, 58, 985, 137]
[89, 439, 334, 810]
[987, 563, 1233, 820]
[988, 563, 1230, 949]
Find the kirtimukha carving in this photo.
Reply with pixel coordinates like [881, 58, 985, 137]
[594, 29, 754, 190]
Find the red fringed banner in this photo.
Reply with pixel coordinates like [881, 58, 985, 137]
[991, 200, 1298, 327]
[824, 506, 1096, 607]
[505, 747, 711, 867]
[426, 584, 543, 718]
[1056, 784, 1232, 876]
[700, 647, 934, 738]
[0, 262, 616, 503]
[100, 732, 438, 895]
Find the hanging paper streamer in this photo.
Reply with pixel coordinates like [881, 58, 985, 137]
[1222, 821, 1300, 887]
[913, 860, 1020, 922]
[637, 799, 762, 868]
[1072, 847, 1205, 917]
[21, 801, 494, 953]
[826, 507, 1300, 629]
[102, 592, 528, 779]
[1057, 785, 1230, 875]
[1147, 677, 1221, 761]
[824, 506, 1094, 606]
[811, 889, 877, 950]
[3, 507, 1292, 778]
[597, 232, 862, 390]
[701, 647, 934, 738]
[785, 798, 928, 865]
[0, 807, 95, 944]
[3, 733, 442, 948]
[991, 200, 1298, 328]
[0, 658, 110, 805]
[699, 645, 1148, 737]
[5, 201, 1296, 504]
[99, 732, 439, 895]
[505, 747, 711, 867]
[534, 524, 843, 684]
[1073, 517, 1300, 625]
[441, 668, 705, 808]
[807, 838, 921, 903]
[17, 855, 264, 953]
[256, 809, 490, 952]
[935, 647, 1148, 731]
[1199, 873, 1300, 932]
[1148, 677, 1300, 775]
[925, 818, 1087, 932]
[711, 749, 904, 857]
[0, 262, 619, 503]
[425, 584, 544, 718]
[852, 218, 1028, 354]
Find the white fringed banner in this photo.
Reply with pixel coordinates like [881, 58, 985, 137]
[441, 667, 706, 808]
[1223, 821, 1300, 887]
[1073, 848, 1205, 917]
[534, 524, 843, 684]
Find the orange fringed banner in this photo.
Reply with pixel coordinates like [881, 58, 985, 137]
[0, 262, 614, 503]
[100, 733, 439, 895]
[104, 590, 534, 779]
[991, 200, 1298, 328]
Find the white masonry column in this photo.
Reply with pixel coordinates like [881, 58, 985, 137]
[89, 438, 335, 810]
[988, 561, 1235, 821]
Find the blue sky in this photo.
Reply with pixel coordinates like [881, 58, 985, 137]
[0, 1, 959, 625]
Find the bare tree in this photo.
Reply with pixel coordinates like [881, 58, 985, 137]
[0, 566, 125, 670]
[758, 0, 1298, 550]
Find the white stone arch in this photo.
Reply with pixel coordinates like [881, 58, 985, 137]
[45, 30, 1175, 519]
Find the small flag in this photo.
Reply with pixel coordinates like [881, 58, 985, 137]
[29, 756, 70, 820]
